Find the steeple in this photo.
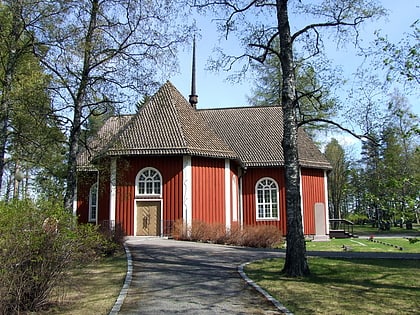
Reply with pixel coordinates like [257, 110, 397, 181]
[188, 36, 198, 108]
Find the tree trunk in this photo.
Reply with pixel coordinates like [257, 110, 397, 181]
[277, 0, 310, 277]
[0, 2, 23, 194]
[63, 0, 99, 211]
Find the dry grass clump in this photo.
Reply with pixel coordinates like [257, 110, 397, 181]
[173, 220, 283, 248]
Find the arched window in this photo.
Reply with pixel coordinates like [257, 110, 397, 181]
[255, 178, 279, 220]
[89, 183, 98, 222]
[136, 167, 162, 196]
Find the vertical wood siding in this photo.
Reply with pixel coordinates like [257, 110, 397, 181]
[242, 168, 286, 234]
[98, 167, 110, 224]
[301, 168, 326, 235]
[191, 157, 225, 224]
[115, 156, 183, 236]
[76, 171, 97, 223]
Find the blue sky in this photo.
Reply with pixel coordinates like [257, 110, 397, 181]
[170, 1, 419, 116]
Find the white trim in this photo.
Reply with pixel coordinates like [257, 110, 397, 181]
[73, 181, 78, 216]
[182, 156, 192, 229]
[255, 177, 280, 221]
[110, 158, 117, 224]
[238, 167, 244, 229]
[88, 182, 98, 223]
[224, 159, 231, 230]
[299, 168, 304, 232]
[134, 199, 163, 236]
[135, 167, 163, 197]
[324, 170, 330, 235]
[232, 174, 238, 222]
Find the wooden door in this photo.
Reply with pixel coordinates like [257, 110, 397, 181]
[136, 201, 161, 236]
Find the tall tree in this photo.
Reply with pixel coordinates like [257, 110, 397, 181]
[375, 19, 419, 87]
[248, 44, 339, 139]
[0, 1, 28, 194]
[21, 0, 192, 210]
[192, 0, 384, 276]
[0, 1, 64, 198]
[324, 138, 348, 220]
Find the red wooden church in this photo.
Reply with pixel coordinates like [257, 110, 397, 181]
[76, 79, 331, 239]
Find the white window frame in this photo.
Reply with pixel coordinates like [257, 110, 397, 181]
[88, 182, 98, 223]
[255, 177, 280, 220]
[135, 167, 162, 197]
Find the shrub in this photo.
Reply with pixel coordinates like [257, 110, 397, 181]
[172, 220, 283, 248]
[0, 199, 111, 314]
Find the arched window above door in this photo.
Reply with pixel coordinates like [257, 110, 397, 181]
[136, 167, 162, 197]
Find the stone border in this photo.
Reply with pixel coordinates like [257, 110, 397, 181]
[238, 262, 293, 315]
[109, 244, 133, 315]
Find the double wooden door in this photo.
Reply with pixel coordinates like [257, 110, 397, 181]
[136, 201, 161, 236]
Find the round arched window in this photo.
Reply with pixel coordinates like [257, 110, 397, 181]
[255, 177, 279, 220]
[136, 168, 162, 196]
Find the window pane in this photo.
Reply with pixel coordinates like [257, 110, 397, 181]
[146, 181, 152, 193]
[272, 204, 278, 218]
[139, 182, 145, 194]
[258, 205, 264, 218]
[271, 190, 277, 202]
[257, 190, 263, 203]
[154, 181, 160, 194]
[264, 189, 270, 202]
[265, 205, 270, 217]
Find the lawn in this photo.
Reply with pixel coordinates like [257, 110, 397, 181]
[245, 257, 420, 315]
[352, 223, 420, 236]
[305, 237, 420, 253]
[39, 250, 127, 315]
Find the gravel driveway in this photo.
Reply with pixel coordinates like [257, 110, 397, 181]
[117, 237, 286, 314]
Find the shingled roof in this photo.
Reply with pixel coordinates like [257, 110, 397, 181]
[78, 81, 331, 170]
[77, 115, 133, 170]
[200, 106, 331, 169]
[105, 81, 237, 159]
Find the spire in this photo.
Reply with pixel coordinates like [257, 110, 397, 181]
[188, 36, 198, 108]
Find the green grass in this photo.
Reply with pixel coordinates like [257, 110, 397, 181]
[305, 237, 420, 253]
[352, 223, 420, 236]
[39, 250, 127, 315]
[245, 257, 420, 315]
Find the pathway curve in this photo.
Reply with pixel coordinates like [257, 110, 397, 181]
[116, 237, 420, 315]
[117, 237, 285, 314]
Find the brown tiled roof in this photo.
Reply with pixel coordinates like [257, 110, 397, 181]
[78, 82, 331, 170]
[200, 106, 331, 169]
[77, 115, 133, 170]
[106, 81, 237, 159]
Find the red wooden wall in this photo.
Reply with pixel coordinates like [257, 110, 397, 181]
[191, 157, 225, 224]
[114, 156, 183, 236]
[76, 171, 97, 223]
[242, 167, 286, 234]
[301, 168, 326, 235]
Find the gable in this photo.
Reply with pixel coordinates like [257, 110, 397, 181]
[106, 81, 237, 159]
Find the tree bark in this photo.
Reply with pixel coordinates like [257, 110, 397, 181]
[277, 0, 310, 277]
[0, 2, 23, 194]
[63, 0, 99, 211]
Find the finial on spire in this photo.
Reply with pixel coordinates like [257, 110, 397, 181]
[189, 36, 198, 108]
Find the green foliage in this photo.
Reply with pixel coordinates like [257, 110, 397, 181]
[325, 138, 349, 219]
[0, 199, 114, 314]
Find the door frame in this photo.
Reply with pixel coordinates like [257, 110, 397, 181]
[134, 199, 163, 236]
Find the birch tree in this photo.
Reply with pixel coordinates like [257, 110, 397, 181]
[22, 0, 192, 210]
[192, 0, 384, 276]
